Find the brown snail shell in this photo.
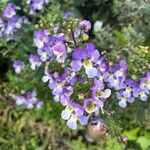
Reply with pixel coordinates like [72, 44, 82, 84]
[85, 120, 108, 142]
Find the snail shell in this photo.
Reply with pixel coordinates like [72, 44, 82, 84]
[85, 120, 108, 142]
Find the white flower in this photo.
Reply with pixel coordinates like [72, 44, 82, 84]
[94, 21, 103, 32]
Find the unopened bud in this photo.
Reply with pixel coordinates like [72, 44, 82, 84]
[78, 93, 84, 100]
[83, 34, 89, 41]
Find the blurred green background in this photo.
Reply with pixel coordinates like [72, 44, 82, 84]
[0, 0, 150, 149]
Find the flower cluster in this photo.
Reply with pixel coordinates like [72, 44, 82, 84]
[0, 3, 28, 40]
[9, 10, 149, 129]
[33, 29, 67, 63]
[15, 91, 44, 109]
[27, 0, 49, 15]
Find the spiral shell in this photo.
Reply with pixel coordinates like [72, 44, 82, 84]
[85, 119, 108, 142]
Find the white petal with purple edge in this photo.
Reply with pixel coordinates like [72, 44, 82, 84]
[61, 110, 71, 120]
[53, 95, 60, 102]
[67, 119, 77, 130]
[85, 67, 98, 78]
[119, 99, 127, 108]
[79, 116, 88, 125]
[42, 75, 49, 83]
[140, 92, 147, 101]
[103, 89, 111, 98]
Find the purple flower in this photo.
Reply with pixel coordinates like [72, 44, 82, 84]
[6, 16, 22, 29]
[80, 20, 91, 32]
[70, 60, 82, 72]
[42, 70, 52, 83]
[83, 98, 103, 114]
[139, 71, 150, 101]
[105, 60, 127, 90]
[35, 33, 67, 63]
[53, 42, 66, 53]
[116, 79, 140, 108]
[63, 11, 74, 18]
[123, 79, 140, 98]
[34, 29, 49, 49]
[0, 17, 4, 28]
[37, 48, 48, 62]
[29, 54, 41, 70]
[59, 94, 70, 106]
[61, 103, 84, 130]
[71, 43, 99, 78]
[78, 115, 88, 125]
[52, 42, 67, 62]
[91, 78, 111, 101]
[72, 48, 86, 60]
[1, 15, 27, 40]
[37, 101, 44, 109]
[2, 3, 16, 19]
[28, 0, 49, 15]
[15, 95, 26, 105]
[15, 91, 43, 109]
[13, 60, 25, 74]
[139, 90, 148, 101]
[67, 117, 77, 130]
[0, 17, 4, 37]
[74, 28, 81, 38]
[46, 68, 76, 104]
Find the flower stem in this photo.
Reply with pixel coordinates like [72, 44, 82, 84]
[71, 29, 77, 48]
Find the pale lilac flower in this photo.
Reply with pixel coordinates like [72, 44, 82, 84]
[13, 60, 25, 74]
[61, 103, 84, 130]
[91, 78, 111, 101]
[139, 71, 150, 101]
[123, 79, 139, 98]
[63, 11, 74, 18]
[37, 101, 44, 109]
[5, 16, 22, 33]
[1, 15, 27, 40]
[105, 60, 127, 90]
[42, 70, 52, 83]
[78, 115, 88, 125]
[37, 48, 48, 62]
[15, 91, 43, 109]
[52, 41, 67, 62]
[80, 20, 91, 32]
[29, 54, 41, 70]
[34, 29, 49, 49]
[0, 17, 4, 28]
[74, 28, 81, 38]
[116, 79, 140, 108]
[28, 0, 49, 15]
[2, 3, 16, 19]
[118, 97, 127, 108]
[67, 114, 78, 130]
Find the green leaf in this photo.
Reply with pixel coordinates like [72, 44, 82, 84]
[0, 137, 8, 143]
[137, 135, 150, 150]
[22, 23, 35, 32]
[0, 0, 8, 3]
[114, 31, 128, 46]
[0, 38, 7, 47]
[123, 127, 140, 140]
